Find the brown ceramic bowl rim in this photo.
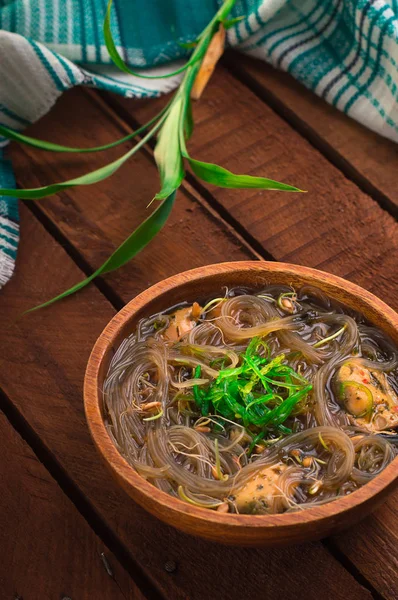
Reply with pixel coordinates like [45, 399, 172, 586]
[84, 261, 398, 531]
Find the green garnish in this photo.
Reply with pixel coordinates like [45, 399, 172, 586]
[193, 365, 206, 414]
[247, 431, 265, 456]
[191, 337, 312, 435]
[277, 424, 292, 435]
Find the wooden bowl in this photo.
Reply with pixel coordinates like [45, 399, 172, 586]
[84, 261, 398, 546]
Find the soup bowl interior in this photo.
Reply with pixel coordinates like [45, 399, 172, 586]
[84, 261, 398, 546]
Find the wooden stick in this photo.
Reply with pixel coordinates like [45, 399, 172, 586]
[191, 25, 226, 100]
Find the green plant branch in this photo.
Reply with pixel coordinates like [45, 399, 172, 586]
[1, 116, 166, 199]
[25, 191, 176, 312]
[0, 104, 169, 153]
[0, 0, 305, 310]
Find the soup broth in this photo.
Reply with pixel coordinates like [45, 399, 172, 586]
[103, 285, 398, 514]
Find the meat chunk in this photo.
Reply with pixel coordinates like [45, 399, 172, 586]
[336, 362, 398, 431]
[163, 302, 202, 341]
[233, 463, 287, 514]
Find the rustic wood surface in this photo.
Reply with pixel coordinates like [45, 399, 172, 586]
[1, 54, 397, 599]
[229, 54, 398, 216]
[0, 411, 143, 600]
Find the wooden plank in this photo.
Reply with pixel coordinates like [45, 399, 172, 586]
[333, 502, 398, 600]
[8, 88, 257, 306]
[228, 54, 398, 215]
[0, 409, 143, 600]
[109, 65, 398, 309]
[100, 70, 398, 598]
[7, 75, 398, 597]
[0, 178, 372, 595]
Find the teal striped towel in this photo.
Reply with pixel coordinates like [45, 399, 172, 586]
[1, 0, 398, 289]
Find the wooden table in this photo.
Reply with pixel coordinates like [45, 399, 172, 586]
[1, 54, 397, 600]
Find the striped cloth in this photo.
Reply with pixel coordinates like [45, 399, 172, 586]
[1, 0, 398, 289]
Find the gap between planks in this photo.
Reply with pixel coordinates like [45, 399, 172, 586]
[323, 539, 384, 600]
[0, 386, 165, 600]
[8, 88, 384, 600]
[223, 53, 398, 221]
[85, 87, 396, 600]
[20, 87, 266, 314]
[2, 203, 375, 600]
[96, 88, 276, 263]
[87, 87, 270, 264]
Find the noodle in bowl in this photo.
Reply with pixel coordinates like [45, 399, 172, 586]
[84, 262, 398, 546]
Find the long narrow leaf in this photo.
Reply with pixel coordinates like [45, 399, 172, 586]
[0, 108, 167, 153]
[185, 155, 305, 192]
[104, 0, 198, 79]
[154, 98, 185, 200]
[25, 191, 176, 312]
[0, 119, 164, 199]
[184, 98, 194, 140]
[223, 16, 245, 29]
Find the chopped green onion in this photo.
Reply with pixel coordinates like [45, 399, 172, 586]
[245, 393, 273, 410]
[247, 431, 265, 456]
[191, 343, 311, 435]
[277, 424, 292, 435]
[193, 365, 206, 414]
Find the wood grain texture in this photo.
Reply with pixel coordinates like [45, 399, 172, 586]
[4, 69, 397, 596]
[210, 60, 398, 597]
[0, 409, 143, 600]
[85, 261, 398, 546]
[0, 206, 373, 596]
[333, 501, 398, 600]
[228, 54, 398, 214]
[98, 69, 398, 596]
[110, 66, 398, 306]
[8, 87, 256, 305]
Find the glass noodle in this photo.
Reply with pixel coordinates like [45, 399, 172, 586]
[103, 285, 398, 514]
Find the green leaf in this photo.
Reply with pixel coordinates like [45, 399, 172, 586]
[104, 0, 199, 79]
[185, 156, 305, 192]
[25, 191, 176, 312]
[154, 98, 185, 200]
[216, 0, 239, 22]
[184, 98, 194, 140]
[223, 16, 245, 29]
[0, 109, 166, 153]
[0, 119, 164, 199]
